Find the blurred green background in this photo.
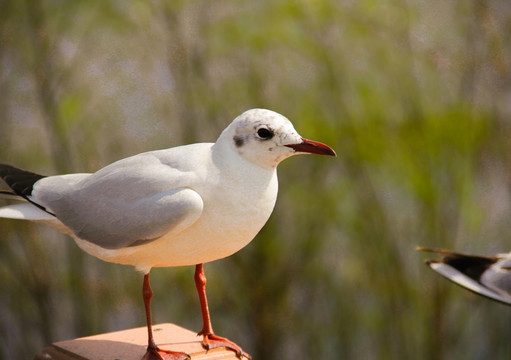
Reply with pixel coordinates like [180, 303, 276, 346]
[1, 0, 511, 359]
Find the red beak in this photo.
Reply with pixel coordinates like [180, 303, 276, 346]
[285, 138, 336, 157]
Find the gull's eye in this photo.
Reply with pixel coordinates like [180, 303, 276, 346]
[257, 128, 274, 140]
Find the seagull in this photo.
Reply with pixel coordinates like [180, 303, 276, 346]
[418, 247, 511, 306]
[0, 109, 336, 360]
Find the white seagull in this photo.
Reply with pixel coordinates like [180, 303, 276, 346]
[419, 247, 511, 306]
[0, 109, 336, 360]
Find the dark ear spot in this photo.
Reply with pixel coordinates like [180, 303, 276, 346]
[234, 136, 244, 147]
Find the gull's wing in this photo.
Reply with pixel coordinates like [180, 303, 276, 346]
[427, 261, 511, 306]
[420, 247, 511, 306]
[31, 150, 205, 249]
[62, 187, 204, 249]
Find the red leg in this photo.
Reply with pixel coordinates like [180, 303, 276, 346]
[142, 273, 190, 360]
[194, 264, 250, 359]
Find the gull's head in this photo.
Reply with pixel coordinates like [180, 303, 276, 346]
[217, 109, 336, 169]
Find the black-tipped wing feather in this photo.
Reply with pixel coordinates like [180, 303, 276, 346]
[0, 164, 46, 196]
[432, 252, 498, 283]
[419, 247, 511, 306]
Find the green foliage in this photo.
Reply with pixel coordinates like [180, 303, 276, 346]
[1, 0, 511, 359]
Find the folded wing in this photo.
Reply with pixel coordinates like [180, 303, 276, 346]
[2, 153, 204, 249]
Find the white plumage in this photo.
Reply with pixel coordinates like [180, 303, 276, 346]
[0, 108, 335, 359]
[0, 109, 336, 272]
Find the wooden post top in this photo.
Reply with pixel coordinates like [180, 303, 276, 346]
[34, 323, 249, 360]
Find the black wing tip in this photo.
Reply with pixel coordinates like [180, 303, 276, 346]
[0, 163, 47, 197]
[418, 245, 499, 283]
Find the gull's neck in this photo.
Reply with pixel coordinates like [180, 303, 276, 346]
[211, 136, 277, 186]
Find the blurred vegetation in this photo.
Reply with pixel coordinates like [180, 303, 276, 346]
[1, 0, 511, 359]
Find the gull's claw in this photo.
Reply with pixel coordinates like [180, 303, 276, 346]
[142, 346, 190, 360]
[199, 332, 251, 359]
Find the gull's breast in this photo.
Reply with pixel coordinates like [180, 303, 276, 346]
[75, 167, 279, 269]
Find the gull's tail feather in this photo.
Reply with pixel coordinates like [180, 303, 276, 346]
[0, 202, 70, 235]
[0, 203, 55, 220]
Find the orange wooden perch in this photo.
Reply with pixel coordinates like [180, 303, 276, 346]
[34, 323, 248, 360]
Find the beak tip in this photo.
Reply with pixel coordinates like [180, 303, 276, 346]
[287, 138, 336, 157]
